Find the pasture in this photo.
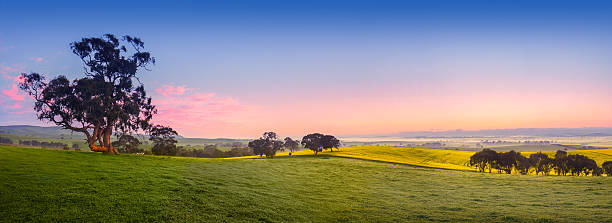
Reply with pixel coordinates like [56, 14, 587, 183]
[1, 145, 611, 222]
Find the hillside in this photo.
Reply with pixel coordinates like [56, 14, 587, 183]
[0, 125, 249, 148]
[1, 145, 610, 222]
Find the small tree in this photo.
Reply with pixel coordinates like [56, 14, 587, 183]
[248, 132, 283, 158]
[302, 133, 325, 156]
[150, 125, 178, 156]
[322, 135, 341, 152]
[469, 149, 498, 172]
[112, 134, 143, 154]
[603, 161, 612, 176]
[284, 137, 300, 155]
[497, 150, 519, 174]
[515, 153, 532, 175]
[554, 150, 570, 176]
[530, 152, 554, 175]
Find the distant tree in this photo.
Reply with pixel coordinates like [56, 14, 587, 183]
[284, 137, 300, 155]
[603, 161, 612, 176]
[0, 137, 13, 144]
[19, 34, 164, 154]
[592, 166, 604, 176]
[322, 135, 341, 152]
[469, 149, 498, 173]
[497, 150, 519, 174]
[469, 150, 488, 172]
[567, 154, 597, 176]
[515, 153, 532, 175]
[529, 152, 554, 175]
[72, 143, 79, 149]
[248, 132, 284, 158]
[112, 134, 142, 154]
[248, 139, 267, 157]
[150, 125, 179, 156]
[302, 133, 325, 156]
[554, 150, 570, 176]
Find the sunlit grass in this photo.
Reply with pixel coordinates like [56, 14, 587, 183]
[1, 145, 610, 222]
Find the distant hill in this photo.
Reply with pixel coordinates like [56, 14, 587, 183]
[349, 127, 612, 138]
[0, 125, 83, 140]
[0, 125, 248, 145]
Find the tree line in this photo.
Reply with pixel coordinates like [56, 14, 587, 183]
[469, 149, 612, 176]
[246, 132, 340, 158]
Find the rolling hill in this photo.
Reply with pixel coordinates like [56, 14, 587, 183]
[0, 145, 610, 222]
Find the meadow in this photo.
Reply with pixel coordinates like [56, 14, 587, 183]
[1, 145, 611, 222]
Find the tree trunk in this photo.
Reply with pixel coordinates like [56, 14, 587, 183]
[102, 127, 119, 155]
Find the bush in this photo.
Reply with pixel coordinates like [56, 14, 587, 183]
[602, 161, 612, 176]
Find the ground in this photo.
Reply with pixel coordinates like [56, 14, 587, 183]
[1, 145, 611, 222]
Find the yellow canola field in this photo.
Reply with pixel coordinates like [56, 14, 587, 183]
[231, 146, 612, 173]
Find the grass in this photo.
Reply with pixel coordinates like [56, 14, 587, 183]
[1, 145, 611, 222]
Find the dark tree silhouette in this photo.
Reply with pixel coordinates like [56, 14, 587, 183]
[567, 154, 597, 176]
[302, 133, 325, 156]
[603, 161, 612, 176]
[529, 152, 554, 175]
[515, 153, 532, 175]
[248, 132, 284, 158]
[322, 135, 341, 152]
[554, 150, 570, 176]
[284, 137, 300, 155]
[19, 34, 165, 154]
[112, 134, 142, 154]
[150, 125, 178, 156]
[497, 150, 519, 174]
[469, 149, 498, 172]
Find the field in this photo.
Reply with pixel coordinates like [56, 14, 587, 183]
[1, 145, 611, 222]
[238, 146, 612, 174]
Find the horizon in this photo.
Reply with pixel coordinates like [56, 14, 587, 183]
[2, 0, 612, 138]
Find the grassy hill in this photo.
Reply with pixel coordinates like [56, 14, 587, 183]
[1, 145, 611, 222]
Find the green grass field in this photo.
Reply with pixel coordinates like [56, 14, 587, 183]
[1, 145, 611, 222]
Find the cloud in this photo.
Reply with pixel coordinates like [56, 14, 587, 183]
[1, 84, 25, 101]
[28, 57, 44, 63]
[0, 64, 24, 75]
[152, 84, 251, 136]
[155, 85, 193, 96]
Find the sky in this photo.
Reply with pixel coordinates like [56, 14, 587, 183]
[1, 0, 612, 138]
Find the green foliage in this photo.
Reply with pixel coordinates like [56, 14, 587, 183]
[0, 146, 610, 222]
[150, 125, 178, 156]
[248, 132, 283, 158]
[18, 34, 160, 154]
[112, 134, 143, 154]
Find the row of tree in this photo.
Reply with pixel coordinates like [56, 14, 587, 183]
[246, 132, 340, 158]
[469, 149, 612, 176]
[0, 137, 13, 145]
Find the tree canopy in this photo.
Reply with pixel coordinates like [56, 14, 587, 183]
[19, 34, 169, 154]
[248, 132, 284, 158]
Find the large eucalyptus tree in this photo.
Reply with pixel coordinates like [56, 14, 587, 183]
[20, 34, 171, 154]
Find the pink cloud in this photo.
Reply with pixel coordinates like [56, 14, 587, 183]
[1, 84, 25, 101]
[155, 85, 193, 96]
[28, 57, 44, 63]
[0, 64, 24, 75]
[152, 84, 251, 137]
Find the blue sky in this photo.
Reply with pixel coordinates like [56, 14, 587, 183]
[1, 0, 612, 137]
